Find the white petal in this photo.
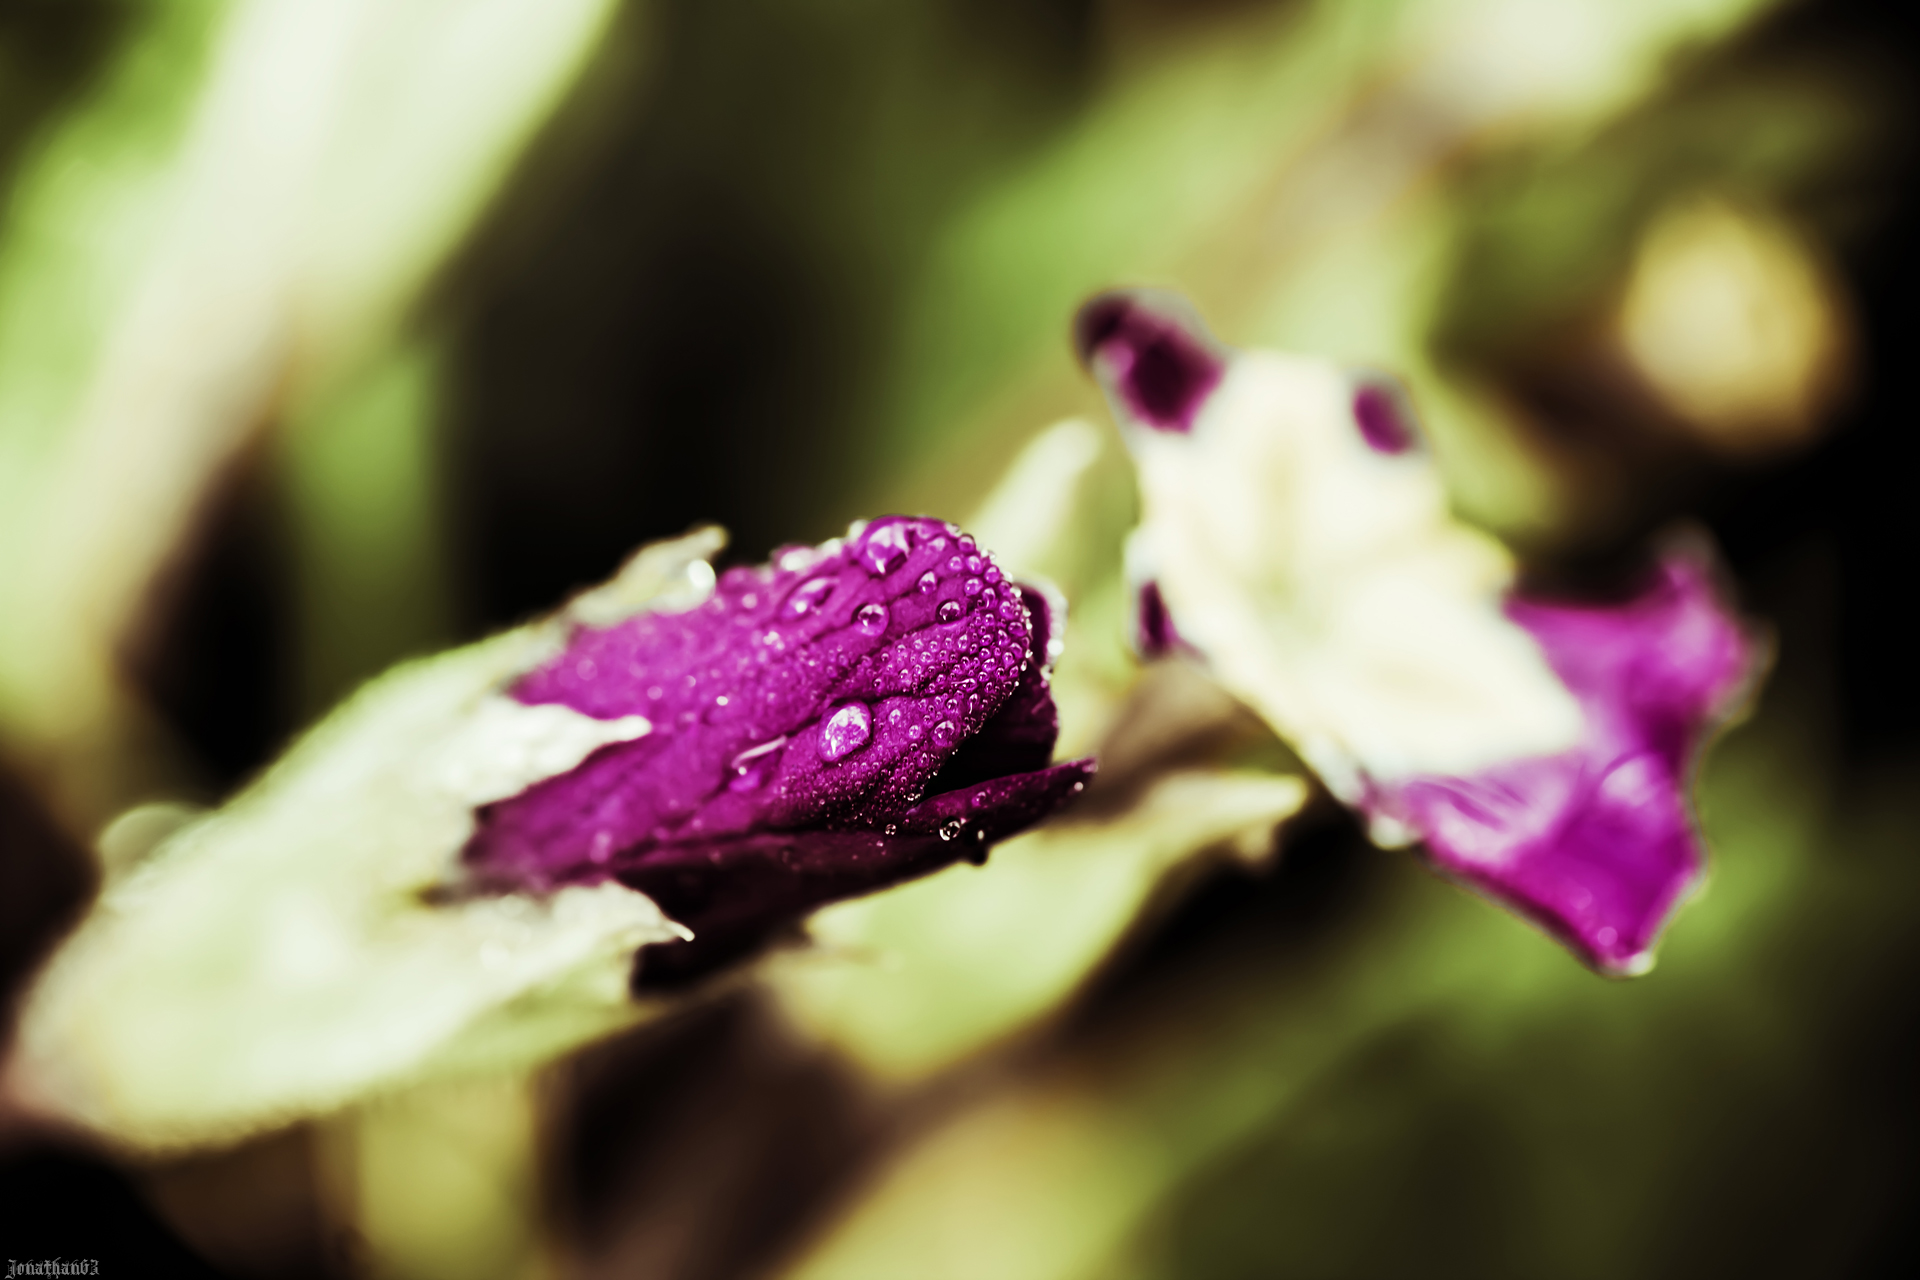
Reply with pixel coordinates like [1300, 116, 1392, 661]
[1132, 351, 1582, 794]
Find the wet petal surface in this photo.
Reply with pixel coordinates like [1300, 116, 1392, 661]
[464, 517, 1092, 977]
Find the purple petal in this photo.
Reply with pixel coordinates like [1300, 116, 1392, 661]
[625, 759, 1096, 985]
[1364, 551, 1755, 973]
[1074, 291, 1224, 434]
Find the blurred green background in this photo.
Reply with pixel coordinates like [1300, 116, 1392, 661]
[3, 0, 1918, 1276]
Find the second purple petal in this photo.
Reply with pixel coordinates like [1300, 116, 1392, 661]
[1366, 551, 1758, 974]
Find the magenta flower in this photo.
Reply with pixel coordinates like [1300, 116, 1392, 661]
[464, 515, 1095, 981]
[1078, 288, 1757, 974]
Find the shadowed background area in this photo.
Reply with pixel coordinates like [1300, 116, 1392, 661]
[2, 0, 1918, 1276]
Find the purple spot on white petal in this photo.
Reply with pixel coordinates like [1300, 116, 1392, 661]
[1363, 551, 1755, 974]
[1073, 291, 1224, 434]
[1353, 380, 1415, 454]
[1135, 580, 1184, 659]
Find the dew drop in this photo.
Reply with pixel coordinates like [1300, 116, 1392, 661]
[820, 703, 872, 761]
[947, 556, 963, 573]
[965, 555, 982, 573]
[729, 736, 787, 791]
[984, 566, 1002, 585]
[964, 577, 983, 597]
[932, 719, 959, 747]
[917, 571, 938, 595]
[785, 576, 835, 618]
[855, 602, 889, 636]
[937, 600, 963, 623]
[575, 658, 598, 680]
[907, 723, 924, 742]
[860, 522, 913, 576]
[938, 817, 966, 842]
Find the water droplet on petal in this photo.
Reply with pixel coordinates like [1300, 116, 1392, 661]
[785, 576, 835, 618]
[860, 522, 913, 576]
[937, 600, 963, 623]
[965, 555, 982, 573]
[729, 736, 787, 790]
[917, 571, 938, 595]
[820, 703, 872, 761]
[855, 602, 889, 635]
[938, 817, 966, 841]
[964, 577, 983, 596]
[932, 719, 958, 747]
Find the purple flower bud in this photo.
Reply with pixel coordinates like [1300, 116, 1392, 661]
[464, 516, 1094, 981]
